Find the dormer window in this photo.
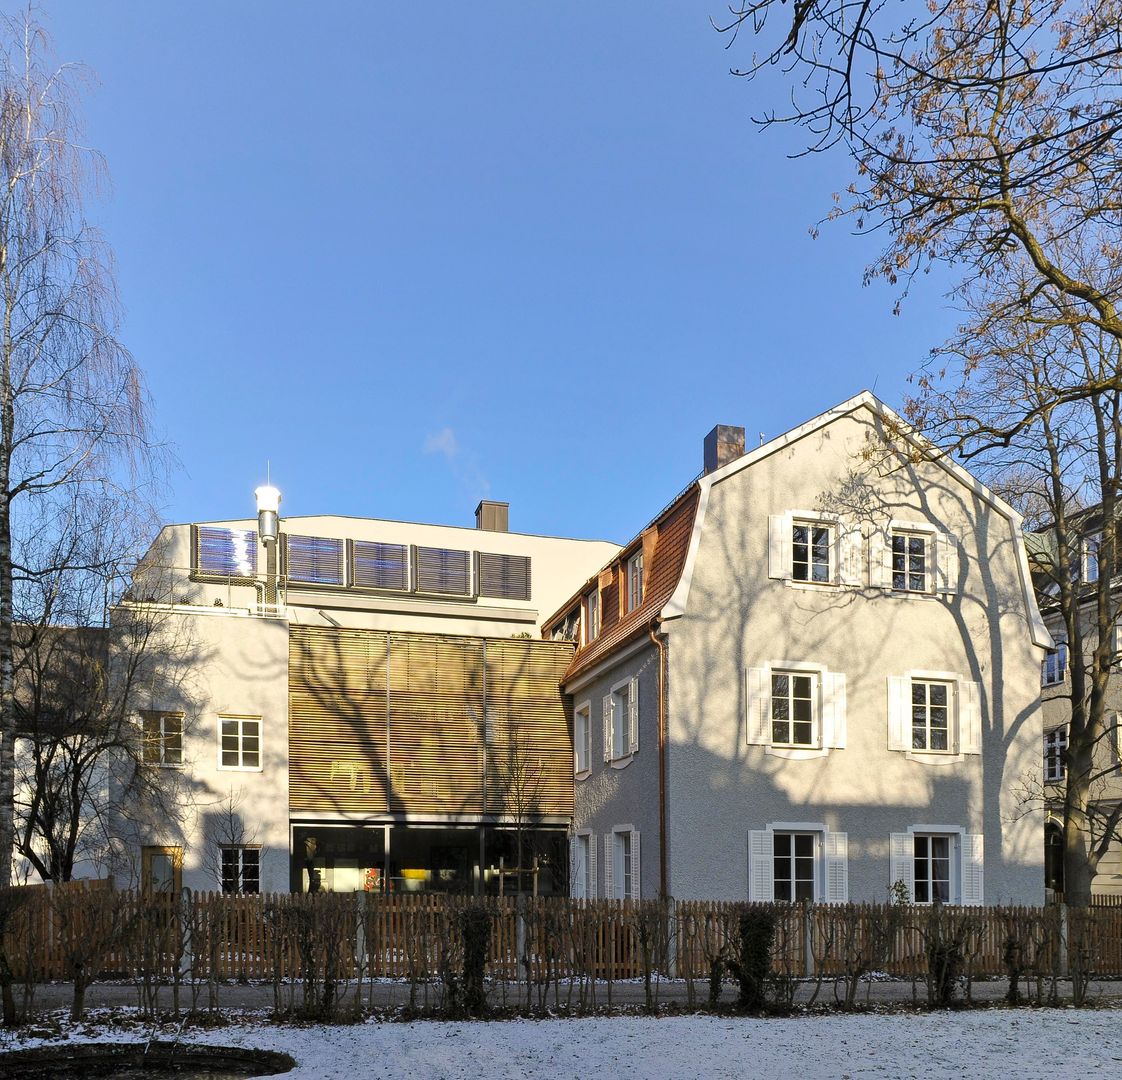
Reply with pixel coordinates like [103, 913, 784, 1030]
[585, 591, 600, 644]
[627, 552, 644, 612]
[1082, 533, 1101, 583]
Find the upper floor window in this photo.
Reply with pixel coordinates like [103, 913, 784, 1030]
[603, 677, 639, 762]
[627, 552, 644, 611]
[414, 546, 472, 596]
[771, 671, 817, 747]
[286, 534, 345, 586]
[1044, 727, 1067, 783]
[574, 702, 592, 775]
[477, 552, 531, 601]
[911, 679, 951, 752]
[584, 591, 600, 644]
[1082, 533, 1101, 583]
[792, 521, 832, 583]
[891, 532, 929, 592]
[194, 526, 257, 580]
[1041, 643, 1068, 687]
[219, 715, 261, 770]
[352, 541, 409, 591]
[142, 712, 183, 767]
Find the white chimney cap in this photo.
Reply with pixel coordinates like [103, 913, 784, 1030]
[255, 484, 282, 513]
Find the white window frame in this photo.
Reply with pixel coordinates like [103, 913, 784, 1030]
[142, 712, 184, 768]
[571, 831, 595, 899]
[574, 700, 592, 778]
[746, 660, 846, 759]
[220, 845, 261, 894]
[909, 678, 954, 754]
[889, 529, 932, 594]
[769, 669, 819, 749]
[870, 519, 958, 594]
[887, 670, 980, 763]
[584, 590, 600, 644]
[604, 824, 640, 901]
[771, 830, 819, 903]
[1083, 532, 1101, 583]
[791, 517, 834, 584]
[217, 714, 263, 772]
[1041, 642, 1068, 687]
[912, 832, 956, 905]
[890, 824, 983, 906]
[1044, 726, 1067, 784]
[748, 821, 848, 903]
[626, 551, 644, 612]
[604, 676, 639, 767]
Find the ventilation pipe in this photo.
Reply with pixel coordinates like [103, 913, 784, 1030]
[255, 484, 281, 610]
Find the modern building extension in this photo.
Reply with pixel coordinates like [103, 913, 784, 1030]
[544, 392, 1051, 905]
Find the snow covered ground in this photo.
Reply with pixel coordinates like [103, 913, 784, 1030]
[2, 1008, 1121, 1079]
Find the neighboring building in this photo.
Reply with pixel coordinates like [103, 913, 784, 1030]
[1033, 510, 1122, 896]
[544, 392, 1050, 905]
[114, 497, 619, 895]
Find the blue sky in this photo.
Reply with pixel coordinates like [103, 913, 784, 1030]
[33, 2, 958, 544]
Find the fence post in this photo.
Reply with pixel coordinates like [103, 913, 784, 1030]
[804, 904, 814, 979]
[515, 895, 526, 981]
[355, 893, 366, 973]
[179, 887, 193, 984]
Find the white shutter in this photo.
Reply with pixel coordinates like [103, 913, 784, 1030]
[629, 830, 641, 901]
[936, 532, 959, 593]
[839, 522, 864, 586]
[570, 836, 581, 898]
[962, 833, 984, 905]
[824, 831, 849, 903]
[958, 680, 982, 755]
[768, 514, 791, 579]
[887, 676, 910, 751]
[746, 667, 771, 745]
[1111, 715, 1122, 770]
[628, 676, 639, 755]
[604, 834, 614, 900]
[584, 711, 593, 771]
[602, 695, 613, 762]
[822, 671, 847, 749]
[748, 829, 774, 901]
[868, 528, 889, 589]
[588, 834, 597, 900]
[1112, 624, 1122, 656]
[890, 832, 915, 901]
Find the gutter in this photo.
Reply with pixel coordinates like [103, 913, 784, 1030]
[648, 618, 669, 900]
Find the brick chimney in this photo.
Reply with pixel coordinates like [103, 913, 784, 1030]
[703, 425, 746, 474]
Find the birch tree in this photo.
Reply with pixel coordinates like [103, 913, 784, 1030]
[0, 16, 156, 884]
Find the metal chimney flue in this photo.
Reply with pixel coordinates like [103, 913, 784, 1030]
[255, 484, 282, 544]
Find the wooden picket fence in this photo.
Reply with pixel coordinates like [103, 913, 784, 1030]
[3, 885, 1122, 986]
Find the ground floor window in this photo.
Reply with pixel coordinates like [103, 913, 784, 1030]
[1045, 822, 1064, 893]
[773, 832, 816, 901]
[221, 846, 261, 894]
[913, 834, 952, 903]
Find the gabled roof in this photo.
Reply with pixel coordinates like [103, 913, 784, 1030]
[542, 485, 700, 684]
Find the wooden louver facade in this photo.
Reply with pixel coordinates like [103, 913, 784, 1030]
[288, 626, 575, 818]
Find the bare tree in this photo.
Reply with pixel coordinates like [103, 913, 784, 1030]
[201, 789, 264, 893]
[0, 15, 158, 883]
[719, 0, 1122, 349]
[493, 731, 546, 896]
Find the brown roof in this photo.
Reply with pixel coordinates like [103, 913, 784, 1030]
[543, 484, 700, 683]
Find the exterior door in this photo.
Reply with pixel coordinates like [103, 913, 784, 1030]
[142, 845, 183, 893]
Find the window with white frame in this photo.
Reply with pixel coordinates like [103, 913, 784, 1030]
[585, 591, 600, 644]
[219, 716, 261, 770]
[911, 679, 952, 752]
[221, 846, 260, 894]
[627, 551, 644, 612]
[603, 677, 639, 762]
[891, 531, 929, 592]
[748, 825, 849, 902]
[771, 671, 817, 747]
[574, 701, 592, 775]
[142, 712, 183, 766]
[746, 664, 847, 754]
[912, 834, 953, 904]
[1044, 727, 1067, 783]
[1083, 532, 1101, 583]
[603, 828, 640, 900]
[1041, 643, 1068, 687]
[792, 521, 832, 583]
[571, 833, 594, 899]
[773, 832, 816, 902]
[887, 674, 982, 758]
[890, 828, 983, 905]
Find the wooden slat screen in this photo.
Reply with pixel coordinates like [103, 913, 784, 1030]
[477, 552, 531, 601]
[289, 626, 574, 817]
[413, 546, 472, 596]
[194, 526, 257, 579]
[285, 534, 346, 586]
[352, 540, 409, 591]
